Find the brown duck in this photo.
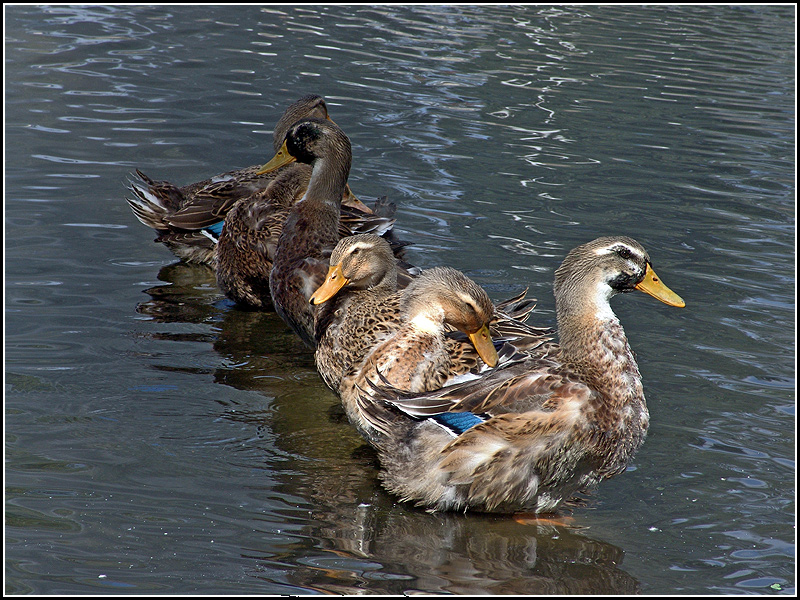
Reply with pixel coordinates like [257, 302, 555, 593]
[310, 233, 543, 393]
[346, 236, 685, 514]
[260, 118, 390, 346]
[126, 94, 366, 265]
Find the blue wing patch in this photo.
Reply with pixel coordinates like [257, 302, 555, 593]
[432, 412, 485, 435]
[206, 221, 225, 237]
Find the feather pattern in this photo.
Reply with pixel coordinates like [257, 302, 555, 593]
[264, 119, 409, 345]
[125, 94, 334, 265]
[310, 234, 546, 401]
[344, 236, 684, 513]
[264, 118, 353, 346]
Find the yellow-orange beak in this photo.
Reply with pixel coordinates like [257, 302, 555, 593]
[309, 263, 348, 305]
[256, 139, 296, 175]
[468, 323, 498, 368]
[341, 183, 370, 212]
[635, 263, 685, 307]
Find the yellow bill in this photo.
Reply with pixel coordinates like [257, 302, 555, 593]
[635, 263, 685, 307]
[256, 140, 296, 175]
[342, 184, 369, 212]
[468, 323, 499, 368]
[309, 263, 348, 305]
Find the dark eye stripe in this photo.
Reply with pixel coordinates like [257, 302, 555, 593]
[610, 270, 640, 291]
[615, 245, 634, 260]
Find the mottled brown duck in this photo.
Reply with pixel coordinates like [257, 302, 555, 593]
[126, 94, 366, 264]
[346, 236, 685, 514]
[310, 233, 543, 393]
[262, 118, 401, 346]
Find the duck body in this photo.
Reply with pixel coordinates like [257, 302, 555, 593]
[374, 339, 638, 514]
[311, 234, 403, 390]
[213, 167, 309, 307]
[126, 94, 334, 265]
[351, 265, 499, 391]
[310, 234, 544, 396]
[339, 265, 502, 448]
[349, 236, 685, 513]
[213, 166, 391, 309]
[265, 118, 355, 346]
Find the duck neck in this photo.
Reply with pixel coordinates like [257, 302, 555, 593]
[556, 292, 643, 408]
[279, 155, 348, 256]
[365, 269, 398, 294]
[304, 156, 349, 208]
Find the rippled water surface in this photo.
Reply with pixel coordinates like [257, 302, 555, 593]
[5, 4, 795, 595]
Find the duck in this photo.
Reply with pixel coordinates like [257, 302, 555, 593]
[215, 169, 399, 309]
[261, 118, 400, 347]
[310, 233, 405, 390]
[310, 233, 547, 393]
[345, 236, 685, 514]
[335, 263, 509, 446]
[125, 94, 368, 265]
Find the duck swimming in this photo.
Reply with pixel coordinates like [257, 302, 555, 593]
[214, 159, 398, 309]
[347, 236, 684, 514]
[262, 118, 394, 346]
[335, 263, 505, 447]
[126, 94, 366, 265]
[310, 233, 543, 393]
[311, 233, 406, 390]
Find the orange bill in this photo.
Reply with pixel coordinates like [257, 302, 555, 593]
[635, 263, 685, 307]
[468, 324, 498, 368]
[309, 263, 348, 305]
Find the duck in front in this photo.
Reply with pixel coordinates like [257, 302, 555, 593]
[348, 236, 685, 514]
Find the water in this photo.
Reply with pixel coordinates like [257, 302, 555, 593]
[5, 4, 794, 594]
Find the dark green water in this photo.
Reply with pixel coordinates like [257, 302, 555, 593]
[5, 5, 794, 594]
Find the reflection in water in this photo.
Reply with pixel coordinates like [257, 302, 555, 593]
[136, 263, 641, 594]
[293, 510, 640, 595]
[136, 262, 220, 326]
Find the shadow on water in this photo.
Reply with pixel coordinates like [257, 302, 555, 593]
[135, 262, 641, 594]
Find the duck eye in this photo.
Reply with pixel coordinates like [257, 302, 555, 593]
[616, 246, 633, 260]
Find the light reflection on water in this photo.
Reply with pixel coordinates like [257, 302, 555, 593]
[5, 4, 794, 595]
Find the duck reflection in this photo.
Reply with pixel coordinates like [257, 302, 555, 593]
[294, 509, 640, 595]
[134, 261, 640, 594]
[135, 262, 221, 326]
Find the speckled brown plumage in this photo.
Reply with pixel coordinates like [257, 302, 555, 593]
[339, 266, 502, 442]
[126, 94, 353, 265]
[350, 236, 685, 514]
[265, 118, 373, 347]
[309, 235, 550, 444]
[312, 234, 404, 390]
[215, 166, 395, 309]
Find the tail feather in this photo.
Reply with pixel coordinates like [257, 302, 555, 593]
[126, 187, 169, 232]
[125, 170, 189, 231]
